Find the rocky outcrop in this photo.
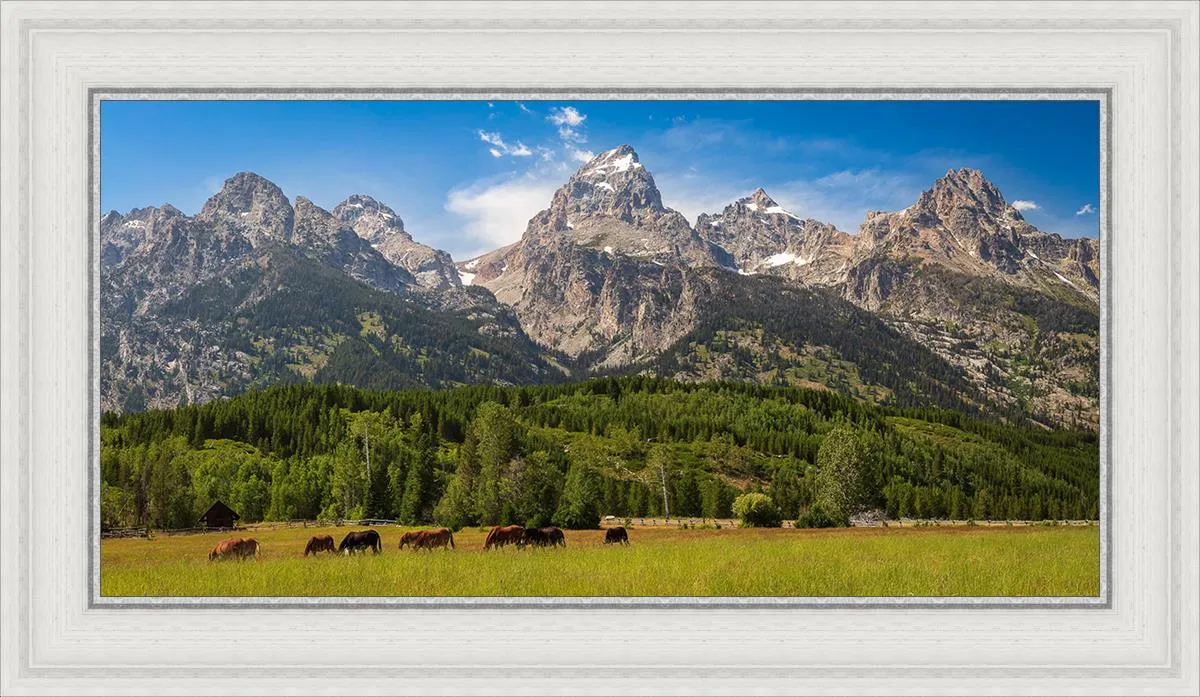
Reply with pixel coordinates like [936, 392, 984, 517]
[100, 172, 548, 412]
[832, 169, 1102, 427]
[848, 168, 1099, 305]
[196, 171, 294, 246]
[333, 194, 461, 292]
[467, 146, 716, 364]
[694, 187, 853, 285]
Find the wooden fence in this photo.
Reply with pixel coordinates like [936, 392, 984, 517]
[100, 527, 152, 539]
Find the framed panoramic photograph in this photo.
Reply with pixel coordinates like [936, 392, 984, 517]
[94, 97, 1106, 601]
[1, 1, 1196, 695]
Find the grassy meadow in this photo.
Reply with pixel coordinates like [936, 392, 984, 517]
[100, 523, 1100, 597]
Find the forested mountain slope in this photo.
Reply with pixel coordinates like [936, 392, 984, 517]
[100, 379, 1099, 531]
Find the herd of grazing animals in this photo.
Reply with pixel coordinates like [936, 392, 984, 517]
[208, 526, 631, 561]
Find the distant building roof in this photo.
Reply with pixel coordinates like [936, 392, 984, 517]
[198, 500, 241, 524]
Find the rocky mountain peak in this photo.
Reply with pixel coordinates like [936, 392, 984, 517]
[197, 171, 294, 244]
[557, 145, 664, 219]
[292, 194, 319, 211]
[333, 194, 408, 244]
[696, 189, 852, 284]
[203, 171, 290, 214]
[915, 167, 1009, 220]
[739, 187, 781, 211]
[101, 210, 123, 227]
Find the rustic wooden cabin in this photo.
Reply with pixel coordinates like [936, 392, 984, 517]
[198, 500, 240, 530]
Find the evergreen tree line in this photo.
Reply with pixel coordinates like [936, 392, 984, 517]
[99, 378, 1099, 530]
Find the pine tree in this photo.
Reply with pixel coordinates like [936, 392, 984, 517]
[553, 458, 603, 529]
[434, 431, 480, 530]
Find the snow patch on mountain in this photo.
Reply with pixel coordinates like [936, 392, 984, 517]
[586, 150, 642, 177]
[762, 252, 807, 268]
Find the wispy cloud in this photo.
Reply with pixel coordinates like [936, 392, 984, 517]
[568, 147, 595, 163]
[655, 170, 753, 225]
[773, 168, 922, 230]
[478, 130, 533, 158]
[1075, 203, 1096, 215]
[202, 175, 225, 195]
[1012, 199, 1040, 211]
[548, 106, 588, 144]
[657, 117, 750, 151]
[548, 106, 586, 128]
[444, 173, 561, 257]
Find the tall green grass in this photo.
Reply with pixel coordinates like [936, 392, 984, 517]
[100, 525, 1099, 597]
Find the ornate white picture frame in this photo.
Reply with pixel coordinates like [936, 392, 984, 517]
[1, 1, 1196, 694]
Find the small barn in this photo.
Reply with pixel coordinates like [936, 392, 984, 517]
[198, 500, 240, 530]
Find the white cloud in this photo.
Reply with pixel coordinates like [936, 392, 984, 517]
[1075, 203, 1096, 215]
[444, 174, 559, 257]
[518, 103, 534, 115]
[478, 130, 533, 157]
[1012, 199, 1040, 211]
[558, 126, 587, 143]
[479, 131, 505, 148]
[548, 106, 586, 128]
[568, 147, 595, 163]
[548, 107, 590, 144]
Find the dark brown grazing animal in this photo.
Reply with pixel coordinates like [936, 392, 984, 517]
[543, 527, 566, 547]
[413, 528, 455, 551]
[604, 527, 629, 545]
[208, 537, 244, 561]
[235, 538, 260, 558]
[484, 525, 525, 550]
[522, 527, 566, 548]
[522, 527, 549, 547]
[338, 529, 382, 555]
[304, 535, 336, 556]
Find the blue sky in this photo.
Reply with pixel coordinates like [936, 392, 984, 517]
[101, 100, 1100, 259]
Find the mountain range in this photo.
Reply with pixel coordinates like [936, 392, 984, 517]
[100, 146, 1100, 429]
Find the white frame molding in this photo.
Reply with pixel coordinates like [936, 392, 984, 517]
[1, 2, 1196, 694]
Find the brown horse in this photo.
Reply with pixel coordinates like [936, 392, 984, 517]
[413, 528, 455, 551]
[235, 538, 260, 558]
[209, 537, 243, 561]
[542, 527, 566, 548]
[521, 527, 565, 548]
[484, 525, 525, 550]
[397, 531, 423, 550]
[338, 529, 382, 555]
[209, 537, 258, 561]
[304, 535, 336, 556]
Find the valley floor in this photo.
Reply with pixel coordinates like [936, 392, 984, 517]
[100, 523, 1099, 597]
